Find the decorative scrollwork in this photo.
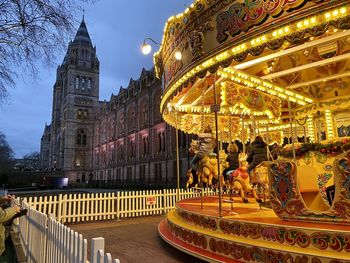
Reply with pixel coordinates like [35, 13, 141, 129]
[168, 220, 208, 249]
[310, 233, 350, 252]
[178, 210, 217, 230]
[207, 237, 320, 262]
[277, 229, 310, 248]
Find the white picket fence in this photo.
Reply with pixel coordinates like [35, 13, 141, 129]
[14, 188, 215, 262]
[23, 188, 215, 223]
[14, 201, 120, 263]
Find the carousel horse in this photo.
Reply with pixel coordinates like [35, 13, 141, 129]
[225, 152, 262, 203]
[185, 169, 194, 189]
[225, 165, 262, 203]
[189, 140, 229, 187]
[185, 169, 199, 188]
[198, 150, 229, 187]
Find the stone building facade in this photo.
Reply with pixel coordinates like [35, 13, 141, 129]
[92, 68, 193, 187]
[41, 19, 192, 187]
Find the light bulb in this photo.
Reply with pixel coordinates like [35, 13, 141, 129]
[141, 43, 152, 55]
[175, 50, 182, 61]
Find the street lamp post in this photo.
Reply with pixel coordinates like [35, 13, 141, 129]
[141, 39, 183, 200]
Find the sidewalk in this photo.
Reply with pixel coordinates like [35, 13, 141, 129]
[69, 215, 206, 263]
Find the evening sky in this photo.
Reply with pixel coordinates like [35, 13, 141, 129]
[0, 0, 192, 157]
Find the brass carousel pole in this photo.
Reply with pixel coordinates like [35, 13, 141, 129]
[317, 111, 322, 143]
[266, 123, 270, 161]
[252, 117, 257, 139]
[220, 132, 223, 150]
[288, 101, 297, 162]
[212, 74, 222, 217]
[175, 110, 180, 201]
[241, 115, 246, 153]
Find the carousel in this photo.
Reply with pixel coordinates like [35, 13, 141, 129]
[154, 0, 350, 262]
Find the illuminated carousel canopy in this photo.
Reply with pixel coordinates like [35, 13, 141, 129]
[163, 70, 312, 141]
[155, 0, 350, 139]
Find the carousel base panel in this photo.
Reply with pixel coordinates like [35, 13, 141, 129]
[158, 195, 350, 263]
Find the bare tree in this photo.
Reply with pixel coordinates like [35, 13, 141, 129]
[0, 131, 14, 174]
[0, 0, 93, 103]
[23, 151, 40, 170]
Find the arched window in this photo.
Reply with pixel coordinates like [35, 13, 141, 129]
[140, 101, 148, 127]
[162, 131, 165, 152]
[143, 137, 147, 155]
[127, 106, 135, 132]
[77, 129, 87, 146]
[77, 109, 88, 120]
[153, 90, 162, 123]
[158, 132, 162, 153]
[88, 78, 91, 90]
[77, 109, 82, 119]
[75, 77, 79, 89]
[119, 144, 124, 159]
[81, 78, 85, 90]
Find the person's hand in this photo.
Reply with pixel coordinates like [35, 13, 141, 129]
[13, 205, 21, 213]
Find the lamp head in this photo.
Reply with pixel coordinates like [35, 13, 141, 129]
[141, 42, 152, 55]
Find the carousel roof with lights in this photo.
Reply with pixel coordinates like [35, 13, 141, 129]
[154, 0, 350, 140]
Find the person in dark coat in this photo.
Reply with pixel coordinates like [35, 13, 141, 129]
[246, 136, 268, 174]
[223, 142, 240, 180]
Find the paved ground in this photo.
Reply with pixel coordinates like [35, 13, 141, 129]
[69, 216, 206, 263]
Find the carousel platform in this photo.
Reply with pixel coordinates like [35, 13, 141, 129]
[158, 195, 350, 263]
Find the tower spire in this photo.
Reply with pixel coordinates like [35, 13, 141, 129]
[72, 16, 92, 46]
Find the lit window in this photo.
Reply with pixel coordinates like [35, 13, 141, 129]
[77, 109, 82, 119]
[81, 78, 85, 90]
[75, 77, 79, 89]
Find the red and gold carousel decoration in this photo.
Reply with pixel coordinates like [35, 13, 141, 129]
[155, 0, 350, 262]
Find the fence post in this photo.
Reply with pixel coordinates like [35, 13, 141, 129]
[104, 253, 112, 263]
[82, 238, 88, 263]
[116, 192, 120, 221]
[57, 194, 62, 222]
[163, 189, 166, 215]
[62, 194, 67, 224]
[97, 249, 104, 263]
[91, 237, 105, 263]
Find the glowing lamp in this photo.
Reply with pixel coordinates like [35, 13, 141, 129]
[141, 38, 159, 55]
[175, 50, 182, 61]
[141, 43, 152, 55]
